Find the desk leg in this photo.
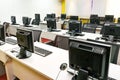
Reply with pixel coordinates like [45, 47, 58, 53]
[5, 59, 14, 80]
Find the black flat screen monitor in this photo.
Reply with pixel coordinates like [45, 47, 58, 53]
[0, 25, 5, 42]
[51, 13, 56, 18]
[69, 38, 111, 80]
[105, 15, 114, 22]
[101, 25, 120, 41]
[90, 14, 100, 24]
[35, 14, 40, 21]
[22, 17, 31, 26]
[16, 29, 34, 59]
[69, 20, 82, 33]
[70, 16, 78, 20]
[61, 14, 66, 20]
[47, 19, 56, 31]
[11, 16, 16, 25]
[47, 14, 53, 18]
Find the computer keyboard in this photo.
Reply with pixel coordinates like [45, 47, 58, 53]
[66, 32, 84, 36]
[34, 46, 52, 57]
[6, 38, 17, 45]
[50, 29, 61, 32]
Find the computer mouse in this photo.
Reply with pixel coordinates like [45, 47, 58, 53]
[95, 37, 99, 40]
[11, 50, 14, 53]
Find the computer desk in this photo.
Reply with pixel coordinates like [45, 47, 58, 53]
[5, 25, 120, 64]
[1, 42, 72, 80]
[0, 42, 18, 80]
[0, 42, 120, 80]
[40, 30, 120, 64]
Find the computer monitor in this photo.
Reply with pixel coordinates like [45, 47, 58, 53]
[70, 16, 78, 20]
[68, 20, 82, 36]
[69, 38, 111, 80]
[105, 15, 114, 22]
[35, 14, 40, 21]
[100, 25, 120, 41]
[90, 14, 100, 24]
[46, 14, 53, 18]
[16, 28, 34, 59]
[51, 13, 56, 18]
[0, 25, 5, 43]
[22, 17, 31, 26]
[11, 16, 16, 25]
[47, 18, 56, 31]
[61, 14, 66, 20]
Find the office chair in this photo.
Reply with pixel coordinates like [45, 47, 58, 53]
[61, 20, 69, 29]
[3, 22, 10, 36]
[82, 23, 97, 33]
[31, 19, 40, 25]
[117, 17, 120, 23]
[30, 30, 42, 42]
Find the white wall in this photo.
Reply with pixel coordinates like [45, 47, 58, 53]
[106, 0, 120, 18]
[66, 0, 107, 18]
[0, 0, 61, 24]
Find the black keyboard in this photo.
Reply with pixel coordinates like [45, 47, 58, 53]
[51, 29, 61, 32]
[6, 38, 17, 45]
[66, 32, 84, 36]
[34, 46, 52, 57]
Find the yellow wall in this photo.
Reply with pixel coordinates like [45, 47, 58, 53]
[61, 0, 66, 13]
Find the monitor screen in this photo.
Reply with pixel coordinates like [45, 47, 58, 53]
[105, 15, 114, 22]
[70, 16, 78, 20]
[69, 38, 111, 80]
[22, 17, 31, 26]
[61, 14, 66, 20]
[11, 16, 16, 25]
[69, 20, 82, 33]
[101, 25, 120, 40]
[47, 19, 56, 31]
[16, 28, 34, 59]
[0, 25, 5, 42]
[90, 14, 100, 24]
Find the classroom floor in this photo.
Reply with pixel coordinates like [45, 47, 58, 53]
[0, 74, 7, 80]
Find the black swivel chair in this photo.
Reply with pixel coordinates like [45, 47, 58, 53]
[117, 17, 120, 23]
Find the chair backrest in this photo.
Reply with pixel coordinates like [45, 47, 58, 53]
[3, 22, 10, 36]
[32, 30, 42, 42]
[117, 18, 120, 23]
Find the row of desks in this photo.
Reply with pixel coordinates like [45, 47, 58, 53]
[8, 24, 120, 64]
[0, 23, 119, 80]
[0, 40, 120, 80]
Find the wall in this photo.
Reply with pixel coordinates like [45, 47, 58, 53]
[66, 0, 107, 18]
[0, 0, 61, 24]
[106, 0, 120, 18]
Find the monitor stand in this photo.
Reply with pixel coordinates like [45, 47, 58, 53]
[72, 69, 88, 80]
[16, 46, 32, 59]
